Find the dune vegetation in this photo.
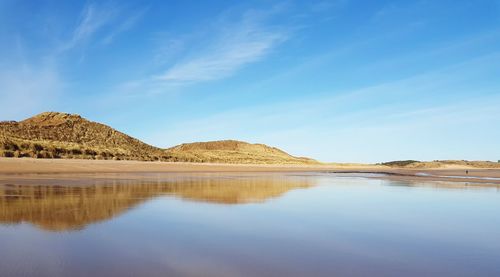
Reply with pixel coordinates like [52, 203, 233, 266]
[165, 140, 318, 164]
[0, 112, 318, 164]
[0, 112, 166, 161]
[3, 112, 497, 167]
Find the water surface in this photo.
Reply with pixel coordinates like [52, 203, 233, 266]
[0, 173, 499, 277]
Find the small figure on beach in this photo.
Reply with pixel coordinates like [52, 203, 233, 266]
[466, 170, 469, 175]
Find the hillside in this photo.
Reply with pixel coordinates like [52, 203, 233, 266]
[0, 112, 317, 164]
[165, 140, 318, 164]
[0, 112, 166, 161]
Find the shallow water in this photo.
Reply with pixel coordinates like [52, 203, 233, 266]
[414, 172, 500, 181]
[0, 173, 499, 277]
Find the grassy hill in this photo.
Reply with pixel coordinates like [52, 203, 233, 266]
[0, 112, 165, 161]
[0, 112, 317, 164]
[165, 140, 318, 164]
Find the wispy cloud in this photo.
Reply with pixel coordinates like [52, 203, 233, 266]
[102, 7, 148, 45]
[371, 1, 429, 25]
[0, 2, 147, 119]
[309, 0, 349, 13]
[157, 33, 285, 83]
[58, 2, 146, 52]
[110, 6, 291, 96]
[151, 35, 186, 66]
[154, 9, 289, 84]
[58, 3, 117, 52]
[147, 52, 500, 161]
[0, 64, 64, 119]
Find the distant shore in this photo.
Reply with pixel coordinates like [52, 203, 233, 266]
[0, 157, 339, 173]
[1, 158, 499, 184]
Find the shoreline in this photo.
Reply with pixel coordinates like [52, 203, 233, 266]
[0, 157, 343, 173]
[1, 158, 500, 184]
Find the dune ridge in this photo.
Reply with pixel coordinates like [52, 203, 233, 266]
[0, 112, 317, 164]
[166, 140, 317, 164]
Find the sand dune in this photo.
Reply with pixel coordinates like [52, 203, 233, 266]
[0, 112, 316, 164]
[165, 140, 317, 164]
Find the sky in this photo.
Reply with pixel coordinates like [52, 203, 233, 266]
[1, 0, 499, 163]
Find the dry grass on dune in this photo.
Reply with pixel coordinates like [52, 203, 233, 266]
[0, 112, 167, 161]
[0, 112, 318, 164]
[165, 140, 318, 164]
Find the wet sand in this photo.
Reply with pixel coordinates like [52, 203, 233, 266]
[330, 169, 500, 184]
[1, 158, 500, 184]
[0, 158, 358, 173]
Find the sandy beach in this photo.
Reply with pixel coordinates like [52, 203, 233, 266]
[0, 157, 337, 173]
[1, 158, 500, 184]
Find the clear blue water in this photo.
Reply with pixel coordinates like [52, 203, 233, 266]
[0, 173, 499, 277]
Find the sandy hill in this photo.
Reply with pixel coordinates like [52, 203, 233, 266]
[0, 112, 317, 164]
[381, 160, 500, 169]
[165, 140, 318, 164]
[0, 112, 165, 161]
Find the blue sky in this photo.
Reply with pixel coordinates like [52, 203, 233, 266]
[1, 0, 499, 163]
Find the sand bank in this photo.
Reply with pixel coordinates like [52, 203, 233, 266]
[1, 158, 499, 184]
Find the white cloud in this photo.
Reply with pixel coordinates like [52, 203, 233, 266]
[110, 7, 291, 96]
[102, 7, 148, 45]
[155, 10, 288, 84]
[57, 2, 145, 52]
[146, 53, 500, 162]
[0, 2, 149, 120]
[310, 0, 349, 13]
[58, 3, 117, 52]
[0, 2, 147, 120]
[0, 65, 64, 120]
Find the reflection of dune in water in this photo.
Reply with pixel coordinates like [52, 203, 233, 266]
[167, 177, 312, 204]
[0, 176, 314, 232]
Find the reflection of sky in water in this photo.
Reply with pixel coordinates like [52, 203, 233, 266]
[0, 174, 499, 277]
[414, 172, 500, 181]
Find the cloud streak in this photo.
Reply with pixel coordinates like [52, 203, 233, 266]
[58, 2, 145, 52]
[102, 7, 148, 45]
[146, 52, 500, 162]
[0, 1, 147, 119]
[155, 9, 289, 84]
[58, 3, 117, 52]
[110, 7, 291, 96]
[0, 65, 64, 119]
